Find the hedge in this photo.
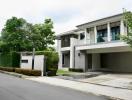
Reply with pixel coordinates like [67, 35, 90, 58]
[15, 68, 41, 76]
[0, 52, 20, 68]
[0, 67, 41, 76]
[35, 51, 59, 71]
[69, 68, 83, 72]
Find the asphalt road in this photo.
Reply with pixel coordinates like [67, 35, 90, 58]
[0, 73, 111, 100]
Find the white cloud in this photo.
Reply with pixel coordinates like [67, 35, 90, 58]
[0, 0, 131, 34]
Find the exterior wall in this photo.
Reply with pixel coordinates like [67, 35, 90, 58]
[21, 55, 44, 71]
[75, 50, 86, 71]
[101, 52, 132, 72]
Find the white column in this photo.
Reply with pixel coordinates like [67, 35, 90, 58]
[120, 20, 125, 35]
[70, 38, 75, 68]
[94, 26, 97, 43]
[58, 40, 63, 69]
[85, 29, 87, 44]
[107, 22, 111, 41]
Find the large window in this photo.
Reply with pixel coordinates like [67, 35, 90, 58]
[97, 24, 107, 43]
[80, 32, 85, 40]
[97, 29, 107, 43]
[111, 26, 120, 40]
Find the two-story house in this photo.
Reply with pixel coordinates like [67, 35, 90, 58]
[56, 13, 132, 72]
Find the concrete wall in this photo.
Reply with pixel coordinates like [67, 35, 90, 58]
[21, 55, 44, 71]
[101, 52, 132, 72]
[75, 50, 86, 71]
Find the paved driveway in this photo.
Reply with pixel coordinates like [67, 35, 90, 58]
[0, 73, 109, 100]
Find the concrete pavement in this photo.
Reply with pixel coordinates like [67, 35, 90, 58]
[27, 76, 132, 100]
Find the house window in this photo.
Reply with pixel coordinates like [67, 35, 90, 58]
[97, 29, 107, 42]
[111, 26, 120, 40]
[80, 33, 85, 40]
[62, 54, 65, 65]
[21, 60, 28, 63]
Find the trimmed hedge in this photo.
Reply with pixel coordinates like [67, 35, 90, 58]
[0, 67, 15, 72]
[15, 68, 41, 76]
[0, 52, 20, 68]
[69, 68, 83, 72]
[35, 51, 59, 73]
[0, 67, 41, 76]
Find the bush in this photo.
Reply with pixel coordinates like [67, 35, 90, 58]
[0, 67, 15, 72]
[15, 68, 41, 76]
[35, 51, 59, 75]
[69, 68, 83, 72]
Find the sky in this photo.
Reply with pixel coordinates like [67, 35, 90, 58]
[0, 0, 132, 34]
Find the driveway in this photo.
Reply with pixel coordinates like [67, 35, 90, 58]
[79, 73, 132, 90]
[0, 73, 109, 100]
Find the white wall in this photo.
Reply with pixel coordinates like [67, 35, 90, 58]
[20, 55, 44, 71]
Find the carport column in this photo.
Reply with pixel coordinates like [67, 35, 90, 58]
[94, 26, 97, 43]
[107, 22, 111, 41]
[70, 38, 76, 68]
[92, 53, 100, 71]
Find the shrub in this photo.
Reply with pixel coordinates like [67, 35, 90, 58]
[15, 68, 41, 76]
[0, 67, 15, 72]
[69, 68, 83, 72]
[35, 51, 59, 71]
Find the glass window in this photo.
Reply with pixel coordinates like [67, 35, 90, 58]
[111, 26, 120, 40]
[97, 29, 107, 43]
[80, 33, 85, 40]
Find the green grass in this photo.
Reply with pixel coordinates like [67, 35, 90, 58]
[57, 69, 71, 75]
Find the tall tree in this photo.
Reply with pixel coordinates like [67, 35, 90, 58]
[0, 17, 55, 52]
[32, 19, 55, 51]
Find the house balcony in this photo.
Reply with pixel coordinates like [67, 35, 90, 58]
[76, 40, 132, 53]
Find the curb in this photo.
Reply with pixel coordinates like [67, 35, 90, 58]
[0, 70, 28, 78]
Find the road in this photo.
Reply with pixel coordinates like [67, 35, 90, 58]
[0, 73, 111, 100]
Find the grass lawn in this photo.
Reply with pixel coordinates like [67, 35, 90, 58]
[56, 69, 71, 75]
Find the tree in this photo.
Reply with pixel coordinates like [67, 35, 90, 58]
[0, 17, 55, 52]
[0, 17, 33, 52]
[122, 10, 132, 48]
[32, 19, 55, 51]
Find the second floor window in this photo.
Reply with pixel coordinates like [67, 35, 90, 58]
[97, 29, 107, 43]
[111, 26, 120, 41]
[80, 33, 85, 40]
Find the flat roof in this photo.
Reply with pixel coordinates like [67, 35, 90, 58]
[76, 13, 123, 27]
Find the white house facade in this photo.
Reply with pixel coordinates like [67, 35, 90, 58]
[56, 13, 132, 72]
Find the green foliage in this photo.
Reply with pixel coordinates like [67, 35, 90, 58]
[35, 51, 59, 71]
[122, 10, 132, 48]
[0, 52, 20, 67]
[69, 68, 83, 72]
[0, 17, 55, 52]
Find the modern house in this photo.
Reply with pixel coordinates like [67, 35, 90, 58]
[56, 13, 132, 72]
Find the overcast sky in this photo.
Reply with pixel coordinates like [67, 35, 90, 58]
[0, 0, 132, 34]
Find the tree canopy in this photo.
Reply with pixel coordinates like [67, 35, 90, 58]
[0, 17, 55, 52]
[122, 10, 132, 48]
